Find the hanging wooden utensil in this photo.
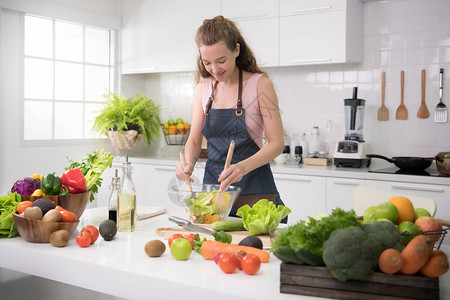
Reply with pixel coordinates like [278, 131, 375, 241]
[396, 70, 408, 120]
[377, 71, 389, 121]
[417, 69, 430, 119]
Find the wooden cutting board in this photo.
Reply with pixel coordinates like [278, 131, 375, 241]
[155, 224, 272, 248]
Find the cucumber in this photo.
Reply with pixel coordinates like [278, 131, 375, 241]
[211, 220, 246, 231]
[294, 247, 324, 266]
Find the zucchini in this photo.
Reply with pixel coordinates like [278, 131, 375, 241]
[273, 246, 305, 265]
[211, 220, 246, 231]
[294, 247, 324, 266]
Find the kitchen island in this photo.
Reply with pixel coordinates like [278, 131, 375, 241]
[1, 207, 450, 300]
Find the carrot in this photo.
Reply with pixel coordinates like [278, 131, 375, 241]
[400, 235, 434, 275]
[420, 250, 449, 278]
[378, 248, 403, 275]
[201, 241, 270, 263]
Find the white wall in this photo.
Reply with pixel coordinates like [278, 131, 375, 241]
[121, 0, 450, 169]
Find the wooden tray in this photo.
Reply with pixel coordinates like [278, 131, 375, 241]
[280, 264, 439, 300]
[156, 224, 272, 248]
[304, 157, 332, 166]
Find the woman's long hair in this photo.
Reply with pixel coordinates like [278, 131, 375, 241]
[195, 15, 266, 83]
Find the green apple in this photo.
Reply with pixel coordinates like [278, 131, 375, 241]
[398, 221, 420, 245]
[363, 206, 377, 224]
[414, 208, 431, 222]
[374, 202, 399, 224]
[176, 118, 184, 124]
[170, 238, 192, 260]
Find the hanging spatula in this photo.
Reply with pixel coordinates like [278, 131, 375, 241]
[396, 70, 408, 120]
[435, 68, 448, 123]
[417, 69, 430, 119]
[377, 71, 389, 121]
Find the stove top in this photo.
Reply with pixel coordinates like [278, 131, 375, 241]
[369, 167, 444, 177]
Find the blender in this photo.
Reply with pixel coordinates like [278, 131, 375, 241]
[334, 87, 371, 168]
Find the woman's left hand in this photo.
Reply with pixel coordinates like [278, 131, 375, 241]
[218, 164, 245, 190]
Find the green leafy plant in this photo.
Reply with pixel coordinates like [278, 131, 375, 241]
[92, 92, 162, 146]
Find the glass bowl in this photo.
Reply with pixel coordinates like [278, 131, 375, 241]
[168, 184, 241, 224]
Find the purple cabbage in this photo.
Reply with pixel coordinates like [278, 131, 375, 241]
[11, 177, 41, 196]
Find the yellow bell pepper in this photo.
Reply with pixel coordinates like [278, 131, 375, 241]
[31, 173, 43, 181]
[31, 189, 44, 196]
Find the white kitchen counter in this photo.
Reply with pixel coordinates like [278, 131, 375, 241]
[1, 207, 450, 300]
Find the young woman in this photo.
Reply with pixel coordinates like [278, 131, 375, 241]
[175, 15, 285, 218]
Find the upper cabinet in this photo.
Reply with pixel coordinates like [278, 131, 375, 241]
[279, 0, 363, 66]
[122, 0, 221, 74]
[121, 0, 363, 74]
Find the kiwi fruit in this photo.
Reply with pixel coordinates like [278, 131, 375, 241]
[31, 198, 56, 215]
[24, 206, 43, 220]
[99, 219, 117, 241]
[42, 209, 62, 222]
[238, 235, 263, 250]
[144, 240, 166, 257]
[49, 230, 70, 247]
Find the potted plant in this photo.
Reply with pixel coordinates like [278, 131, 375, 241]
[93, 92, 162, 150]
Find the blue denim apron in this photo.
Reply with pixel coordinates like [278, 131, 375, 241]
[201, 70, 286, 221]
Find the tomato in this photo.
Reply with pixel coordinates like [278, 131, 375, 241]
[82, 225, 99, 244]
[214, 252, 221, 265]
[218, 253, 238, 274]
[76, 230, 91, 248]
[242, 254, 261, 275]
[60, 210, 77, 222]
[170, 238, 192, 260]
[186, 233, 197, 249]
[168, 233, 184, 248]
[234, 250, 247, 270]
[17, 201, 32, 214]
[55, 205, 67, 212]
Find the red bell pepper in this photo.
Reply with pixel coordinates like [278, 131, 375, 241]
[60, 168, 87, 194]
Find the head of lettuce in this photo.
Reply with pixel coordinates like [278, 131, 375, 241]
[236, 199, 291, 235]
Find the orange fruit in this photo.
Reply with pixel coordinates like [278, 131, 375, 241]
[184, 122, 190, 131]
[168, 125, 177, 135]
[388, 196, 415, 225]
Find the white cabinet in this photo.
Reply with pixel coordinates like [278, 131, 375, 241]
[222, 0, 279, 67]
[273, 173, 326, 225]
[365, 180, 450, 221]
[279, 0, 363, 66]
[121, 0, 221, 73]
[326, 177, 364, 213]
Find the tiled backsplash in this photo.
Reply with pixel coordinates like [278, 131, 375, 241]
[122, 0, 450, 163]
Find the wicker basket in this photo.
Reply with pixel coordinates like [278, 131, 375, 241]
[105, 130, 142, 150]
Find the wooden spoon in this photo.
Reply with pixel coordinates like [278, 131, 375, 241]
[216, 140, 235, 204]
[417, 69, 430, 119]
[377, 71, 389, 121]
[396, 70, 408, 120]
[179, 151, 194, 198]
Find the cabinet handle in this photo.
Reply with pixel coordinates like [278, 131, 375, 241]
[274, 175, 312, 183]
[331, 181, 360, 186]
[292, 6, 332, 15]
[391, 185, 445, 193]
[291, 58, 331, 64]
[231, 13, 267, 21]
[155, 166, 174, 172]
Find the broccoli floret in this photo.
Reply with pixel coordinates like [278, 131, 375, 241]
[362, 221, 403, 252]
[322, 226, 382, 281]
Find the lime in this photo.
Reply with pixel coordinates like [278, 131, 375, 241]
[363, 206, 376, 223]
[374, 202, 399, 224]
[398, 221, 420, 245]
[414, 208, 431, 222]
[176, 118, 184, 124]
[168, 119, 175, 126]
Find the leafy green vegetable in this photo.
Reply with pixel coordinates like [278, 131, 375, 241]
[0, 192, 21, 238]
[184, 190, 220, 220]
[236, 199, 291, 236]
[66, 149, 114, 202]
[271, 208, 360, 258]
[212, 230, 232, 244]
[193, 234, 206, 254]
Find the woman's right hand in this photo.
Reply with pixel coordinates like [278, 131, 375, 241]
[175, 162, 194, 182]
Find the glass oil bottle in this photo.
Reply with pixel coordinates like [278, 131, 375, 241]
[108, 169, 120, 224]
[117, 155, 136, 232]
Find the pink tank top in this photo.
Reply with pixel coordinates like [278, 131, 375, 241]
[202, 73, 264, 148]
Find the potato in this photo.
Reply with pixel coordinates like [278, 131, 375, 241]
[49, 230, 70, 247]
[24, 206, 42, 220]
[42, 209, 62, 222]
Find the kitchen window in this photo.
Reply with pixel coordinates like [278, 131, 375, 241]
[23, 14, 116, 142]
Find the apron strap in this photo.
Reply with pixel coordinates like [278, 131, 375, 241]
[205, 80, 219, 115]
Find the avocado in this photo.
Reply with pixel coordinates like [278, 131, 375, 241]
[31, 198, 56, 215]
[99, 219, 117, 241]
[238, 235, 263, 250]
